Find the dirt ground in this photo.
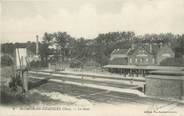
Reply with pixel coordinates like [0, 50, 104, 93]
[1, 78, 184, 116]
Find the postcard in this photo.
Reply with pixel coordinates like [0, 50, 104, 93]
[1, 0, 184, 116]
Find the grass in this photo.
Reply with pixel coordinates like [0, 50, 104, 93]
[0, 66, 57, 106]
[0, 85, 61, 106]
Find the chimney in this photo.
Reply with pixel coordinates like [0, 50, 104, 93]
[149, 43, 152, 53]
[36, 35, 39, 55]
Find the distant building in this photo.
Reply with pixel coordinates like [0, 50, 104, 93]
[128, 46, 156, 66]
[110, 49, 129, 60]
[109, 42, 175, 66]
[15, 36, 41, 69]
[156, 45, 175, 64]
[110, 49, 129, 65]
[26, 36, 41, 63]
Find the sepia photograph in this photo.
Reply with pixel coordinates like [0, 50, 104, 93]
[0, 0, 184, 116]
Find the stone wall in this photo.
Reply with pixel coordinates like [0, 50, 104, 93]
[146, 77, 183, 99]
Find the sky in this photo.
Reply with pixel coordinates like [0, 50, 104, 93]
[1, 0, 184, 43]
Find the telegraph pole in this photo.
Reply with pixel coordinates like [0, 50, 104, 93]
[36, 35, 39, 56]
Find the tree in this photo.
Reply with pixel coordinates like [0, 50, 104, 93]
[174, 35, 184, 57]
[53, 32, 75, 62]
[40, 32, 54, 66]
[1, 43, 15, 55]
[91, 31, 135, 65]
[1, 55, 13, 66]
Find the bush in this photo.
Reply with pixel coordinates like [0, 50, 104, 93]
[1, 55, 13, 66]
[1, 71, 25, 104]
[69, 61, 83, 68]
[1, 86, 25, 104]
[30, 60, 41, 67]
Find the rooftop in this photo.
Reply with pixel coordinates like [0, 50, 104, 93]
[109, 58, 128, 65]
[103, 65, 184, 71]
[111, 49, 129, 55]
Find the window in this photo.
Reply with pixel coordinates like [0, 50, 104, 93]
[130, 58, 132, 63]
[146, 58, 149, 62]
[152, 58, 155, 63]
[135, 58, 138, 63]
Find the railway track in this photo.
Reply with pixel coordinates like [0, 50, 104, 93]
[29, 70, 145, 87]
[30, 70, 145, 82]
[29, 78, 179, 105]
[29, 73, 137, 89]
[29, 78, 143, 104]
[28, 70, 145, 97]
[29, 73, 184, 105]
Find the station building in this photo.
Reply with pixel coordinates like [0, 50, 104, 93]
[104, 42, 178, 77]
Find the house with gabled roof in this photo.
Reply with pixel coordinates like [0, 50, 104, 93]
[128, 46, 156, 66]
[109, 49, 129, 65]
[109, 42, 175, 66]
[110, 49, 129, 60]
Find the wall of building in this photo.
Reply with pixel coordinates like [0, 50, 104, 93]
[146, 77, 183, 99]
[128, 56, 155, 66]
[128, 49, 155, 65]
[110, 54, 127, 60]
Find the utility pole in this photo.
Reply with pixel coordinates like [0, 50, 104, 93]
[36, 35, 39, 56]
[16, 48, 28, 92]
